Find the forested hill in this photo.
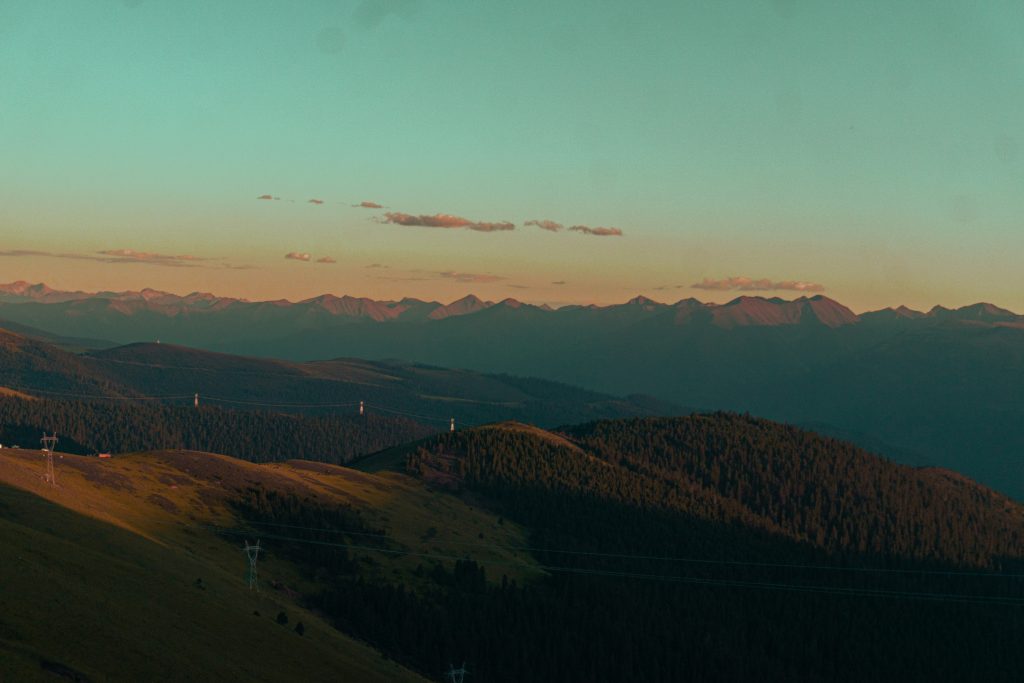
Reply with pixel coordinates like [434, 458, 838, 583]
[395, 415, 1024, 568]
[0, 328, 682, 428]
[0, 397, 434, 464]
[346, 417, 1023, 681]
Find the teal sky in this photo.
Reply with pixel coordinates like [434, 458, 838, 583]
[1, 1, 1022, 311]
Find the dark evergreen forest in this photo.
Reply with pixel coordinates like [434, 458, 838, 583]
[0, 397, 434, 464]
[226, 416, 1024, 682]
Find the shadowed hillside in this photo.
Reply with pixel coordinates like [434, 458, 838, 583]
[0, 445, 540, 681]
[349, 417, 1024, 682]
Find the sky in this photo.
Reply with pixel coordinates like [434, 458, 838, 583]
[1, 0, 1022, 312]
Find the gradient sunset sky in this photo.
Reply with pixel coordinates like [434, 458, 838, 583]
[2, 1, 1022, 311]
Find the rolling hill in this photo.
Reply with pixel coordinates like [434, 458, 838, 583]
[354, 417, 1024, 681]
[0, 327, 681, 430]
[2, 282, 1022, 498]
[0, 445, 539, 681]
[1, 416, 1021, 681]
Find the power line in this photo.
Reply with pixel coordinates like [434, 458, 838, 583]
[224, 518, 1024, 580]
[198, 525, 1024, 607]
[199, 396, 360, 409]
[2, 491, 1015, 610]
[13, 388, 191, 401]
[3, 385, 464, 425]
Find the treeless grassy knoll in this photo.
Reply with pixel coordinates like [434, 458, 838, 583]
[0, 446, 540, 680]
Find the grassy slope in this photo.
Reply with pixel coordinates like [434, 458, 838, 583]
[0, 447, 539, 681]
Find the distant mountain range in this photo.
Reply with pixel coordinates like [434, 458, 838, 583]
[4, 281, 1023, 348]
[2, 281, 1022, 498]
[5, 280, 1022, 333]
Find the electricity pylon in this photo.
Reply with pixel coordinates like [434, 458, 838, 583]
[40, 433, 58, 486]
[445, 663, 468, 683]
[244, 540, 261, 590]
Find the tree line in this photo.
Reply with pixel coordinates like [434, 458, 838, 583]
[0, 396, 434, 464]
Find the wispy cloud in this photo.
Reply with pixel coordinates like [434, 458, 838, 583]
[569, 225, 623, 237]
[366, 263, 388, 269]
[525, 219, 564, 232]
[285, 252, 312, 262]
[355, 201, 383, 209]
[97, 249, 210, 264]
[316, 256, 337, 264]
[551, 280, 567, 285]
[0, 249, 50, 257]
[257, 194, 274, 200]
[1, 248, 252, 269]
[381, 212, 515, 232]
[438, 271, 506, 283]
[308, 198, 324, 205]
[691, 276, 826, 292]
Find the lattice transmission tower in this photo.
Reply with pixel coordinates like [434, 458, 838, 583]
[243, 540, 261, 590]
[40, 433, 59, 486]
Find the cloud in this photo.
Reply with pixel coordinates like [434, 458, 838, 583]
[569, 225, 623, 237]
[308, 198, 325, 205]
[551, 280, 567, 285]
[0, 249, 50, 257]
[355, 201, 383, 209]
[382, 212, 469, 228]
[525, 219, 564, 232]
[365, 263, 388, 269]
[97, 249, 210, 264]
[438, 271, 505, 283]
[468, 221, 516, 232]
[691, 277, 826, 292]
[316, 256, 337, 264]
[1, 247, 252, 269]
[285, 252, 312, 262]
[381, 212, 515, 232]
[257, 194, 274, 200]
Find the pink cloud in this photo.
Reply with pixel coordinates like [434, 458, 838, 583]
[96, 249, 210, 264]
[317, 256, 337, 264]
[285, 252, 312, 262]
[257, 194, 274, 200]
[691, 276, 826, 292]
[355, 201, 384, 209]
[381, 212, 515, 232]
[525, 219, 564, 232]
[308, 198, 324, 205]
[467, 221, 515, 232]
[569, 225, 623, 237]
[438, 271, 506, 283]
